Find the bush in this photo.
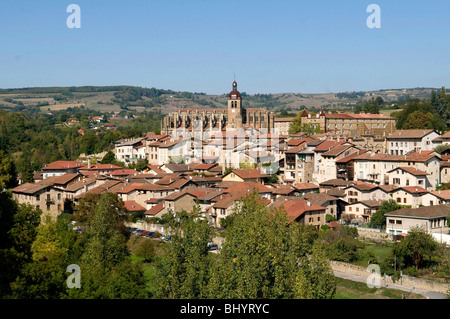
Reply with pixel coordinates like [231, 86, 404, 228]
[152, 231, 161, 239]
[136, 239, 156, 262]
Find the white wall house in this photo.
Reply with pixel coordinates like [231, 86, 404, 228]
[386, 130, 440, 155]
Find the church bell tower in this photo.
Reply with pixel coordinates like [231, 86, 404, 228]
[227, 80, 243, 129]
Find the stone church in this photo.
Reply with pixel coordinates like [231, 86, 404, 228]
[161, 81, 275, 136]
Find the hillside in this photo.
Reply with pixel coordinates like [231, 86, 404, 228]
[0, 86, 436, 115]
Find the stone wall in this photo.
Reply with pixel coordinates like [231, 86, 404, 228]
[330, 260, 449, 294]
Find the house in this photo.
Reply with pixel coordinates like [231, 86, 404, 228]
[336, 149, 368, 181]
[157, 138, 191, 165]
[292, 183, 320, 196]
[144, 200, 166, 219]
[222, 169, 268, 183]
[161, 163, 192, 174]
[386, 130, 440, 155]
[124, 200, 146, 215]
[41, 161, 84, 179]
[352, 152, 441, 189]
[284, 147, 314, 184]
[108, 169, 138, 179]
[344, 183, 390, 204]
[441, 161, 450, 184]
[11, 174, 81, 218]
[344, 200, 383, 222]
[385, 204, 450, 235]
[272, 198, 327, 229]
[114, 137, 146, 163]
[390, 186, 430, 208]
[273, 117, 294, 135]
[266, 184, 297, 198]
[428, 190, 450, 205]
[163, 191, 198, 214]
[78, 163, 123, 176]
[301, 192, 342, 220]
[319, 179, 355, 189]
[210, 193, 271, 227]
[311, 140, 346, 184]
[317, 144, 360, 183]
[387, 167, 430, 189]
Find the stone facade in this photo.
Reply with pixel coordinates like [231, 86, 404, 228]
[161, 81, 275, 136]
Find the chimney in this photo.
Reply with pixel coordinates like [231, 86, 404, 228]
[88, 158, 91, 169]
[307, 201, 311, 207]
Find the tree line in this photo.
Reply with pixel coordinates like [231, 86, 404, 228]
[0, 109, 163, 184]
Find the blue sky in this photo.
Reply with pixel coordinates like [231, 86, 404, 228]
[1, 0, 450, 94]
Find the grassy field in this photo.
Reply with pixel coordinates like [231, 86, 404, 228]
[40, 103, 85, 111]
[334, 277, 425, 299]
[353, 241, 393, 267]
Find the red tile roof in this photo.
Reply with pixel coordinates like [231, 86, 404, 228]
[228, 169, 268, 180]
[395, 186, 429, 194]
[109, 169, 138, 176]
[313, 140, 346, 152]
[386, 129, 435, 139]
[279, 200, 326, 223]
[124, 200, 146, 212]
[42, 161, 83, 170]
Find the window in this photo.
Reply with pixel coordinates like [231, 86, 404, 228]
[396, 220, 402, 225]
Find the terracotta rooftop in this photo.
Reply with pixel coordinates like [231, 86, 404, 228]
[227, 169, 268, 180]
[145, 202, 165, 216]
[325, 113, 395, 120]
[322, 144, 354, 157]
[386, 129, 435, 139]
[314, 140, 346, 152]
[292, 183, 320, 190]
[353, 152, 439, 163]
[278, 200, 326, 224]
[42, 161, 83, 170]
[395, 186, 429, 194]
[124, 200, 146, 212]
[389, 167, 429, 176]
[431, 190, 450, 200]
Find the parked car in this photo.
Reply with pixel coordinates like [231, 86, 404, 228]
[138, 231, 150, 236]
[134, 229, 145, 235]
[146, 232, 155, 238]
[207, 243, 219, 251]
[162, 234, 172, 241]
[128, 227, 137, 233]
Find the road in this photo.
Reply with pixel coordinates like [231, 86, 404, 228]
[333, 270, 447, 299]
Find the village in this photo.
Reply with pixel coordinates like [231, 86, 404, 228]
[11, 82, 450, 246]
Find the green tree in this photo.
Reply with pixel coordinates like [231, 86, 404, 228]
[9, 216, 69, 298]
[206, 190, 332, 299]
[0, 150, 18, 189]
[136, 239, 156, 262]
[101, 151, 116, 164]
[69, 192, 147, 298]
[400, 226, 438, 269]
[293, 246, 336, 299]
[315, 226, 362, 262]
[370, 199, 402, 228]
[155, 207, 212, 299]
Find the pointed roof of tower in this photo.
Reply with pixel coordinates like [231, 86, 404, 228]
[228, 80, 241, 99]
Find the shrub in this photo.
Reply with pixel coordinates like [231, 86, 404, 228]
[136, 239, 156, 262]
